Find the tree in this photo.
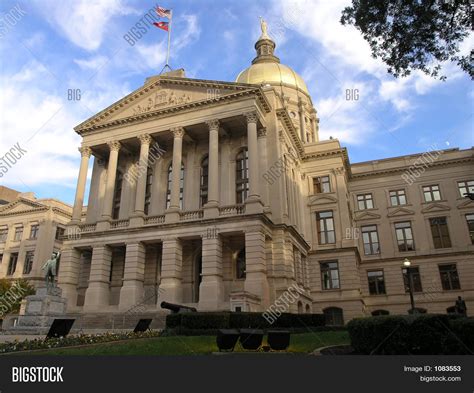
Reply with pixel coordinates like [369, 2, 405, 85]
[341, 0, 473, 80]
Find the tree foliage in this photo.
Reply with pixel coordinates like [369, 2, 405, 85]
[341, 0, 473, 80]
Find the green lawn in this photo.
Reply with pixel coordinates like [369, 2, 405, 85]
[15, 331, 349, 356]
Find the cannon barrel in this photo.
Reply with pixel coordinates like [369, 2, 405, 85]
[160, 301, 197, 313]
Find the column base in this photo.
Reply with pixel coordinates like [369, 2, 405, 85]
[119, 280, 144, 311]
[165, 208, 180, 223]
[158, 279, 183, 304]
[203, 203, 219, 219]
[129, 214, 145, 227]
[245, 197, 264, 214]
[83, 282, 110, 312]
[96, 219, 111, 231]
[198, 277, 224, 310]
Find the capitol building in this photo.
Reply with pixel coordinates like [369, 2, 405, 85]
[1, 23, 473, 324]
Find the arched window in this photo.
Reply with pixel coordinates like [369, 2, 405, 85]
[371, 310, 390, 316]
[200, 155, 209, 207]
[305, 304, 311, 313]
[166, 162, 184, 209]
[236, 148, 249, 204]
[236, 248, 246, 279]
[297, 301, 303, 314]
[323, 307, 344, 326]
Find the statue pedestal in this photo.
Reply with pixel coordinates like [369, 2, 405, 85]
[9, 286, 68, 335]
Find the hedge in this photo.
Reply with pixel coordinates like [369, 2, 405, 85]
[165, 312, 326, 334]
[347, 314, 474, 355]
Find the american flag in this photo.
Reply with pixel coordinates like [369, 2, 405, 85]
[156, 6, 171, 18]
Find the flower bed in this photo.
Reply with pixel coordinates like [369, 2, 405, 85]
[0, 330, 161, 354]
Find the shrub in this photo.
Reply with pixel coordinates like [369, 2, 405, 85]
[165, 313, 182, 328]
[180, 312, 230, 330]
[348, 314, 473, 355]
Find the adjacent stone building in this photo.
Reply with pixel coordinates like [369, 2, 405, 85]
[56, 25, 474, 323]
[0, 186, 73, 287]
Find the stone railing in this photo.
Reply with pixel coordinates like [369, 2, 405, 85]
[179, 209, 204, 221]
[110, 219, 130, 229]
[219, 204, 246, 216]
[144, 215, 165, 225]
[78, 224, 96, 233]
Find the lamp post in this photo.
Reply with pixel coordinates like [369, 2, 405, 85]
[403, 258, 416, 314]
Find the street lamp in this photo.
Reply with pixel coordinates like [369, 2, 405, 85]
[403, 258, 416, 314]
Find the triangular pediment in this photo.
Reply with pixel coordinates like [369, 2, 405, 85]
[74, 76, 267, 133]
[0, 198, 47, 215]
[457, 198, 474, 209]
[308, 194, 338, 206]
[355, 211, 381, 221]
[387, 207, 415, 217]
[421, 203, 450, 213]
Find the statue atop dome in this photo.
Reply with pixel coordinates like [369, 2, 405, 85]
[259, 17, 270, 40]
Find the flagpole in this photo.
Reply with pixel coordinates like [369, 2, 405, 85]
[165, 9, 172, 68]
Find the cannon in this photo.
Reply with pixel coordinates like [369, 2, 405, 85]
[160, 301, 197, 314]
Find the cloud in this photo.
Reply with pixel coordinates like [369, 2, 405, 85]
[33, 0, 139, 51]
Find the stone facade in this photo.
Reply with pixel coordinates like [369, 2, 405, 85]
[0, 189, 73, 287]
[52, 30, 474, 324]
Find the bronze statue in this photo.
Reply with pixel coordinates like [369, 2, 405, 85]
[455, 296, 467, 317]
[42, 251, 60, 292]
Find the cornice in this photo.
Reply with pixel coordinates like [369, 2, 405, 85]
[351, 156, 474, 179]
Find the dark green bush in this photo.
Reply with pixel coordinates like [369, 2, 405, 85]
[180, 312, 230, 330]
[348, 314, 473, 355]
[165, 313, 182, 328]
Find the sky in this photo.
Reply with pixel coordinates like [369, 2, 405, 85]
[0, 0, 472, 205]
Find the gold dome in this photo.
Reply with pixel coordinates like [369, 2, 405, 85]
[236, 62, 310, 95]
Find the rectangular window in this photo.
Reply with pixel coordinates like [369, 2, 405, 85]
[316, 211, 335, 244]
[395, 222, 415, 251]
[313, 176, 331, 193]
[423, 184, 441, 202]
[458, 180, 474, 198]
[0, 228, 7, 242]
[14, 227, 23, 241]
[7, 253, 18, 275]
[112, 172, 123, 220]
[23, 251, 34, 274]
[402, 267, 423, 293]
[144, 167, 153, 215]
[466, 214, 474, 245]
[439, 264, 461, 290]
[55, 226, 65, 240]
[320, 261, 340, 290]
[29, 224, 39, 239]
[389, 189, 407, 206]
[357, 193, 374, 210]
[430, 217, 452, 249]
[367, 270, 386, 295]
[361, 225, 380, 255]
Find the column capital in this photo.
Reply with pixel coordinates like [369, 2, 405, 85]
[206, 119, 220, 131]
[138, 133, 152, 145]
[171, 126, 185, 138]
[257, 127, 267, 138]
[78, 146, 92, 157]
[107, 140, 121, 152]
[244, 111, 258, 124]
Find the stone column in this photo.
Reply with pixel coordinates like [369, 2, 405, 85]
[168, 127, 184, 212]
[57, 247, 82, 310]
[312, 114, 319, 142]
[133, 134, 152, 215]
[244, 112, 263, 213]
[298, 100, 306, 142]
[101, 141, 121, 220]
[119, 242, 146, 310]
[204, 119, 220, 218]
[72, 146, 92, 222]
[244, 228, 270, 309]
[199, 234, 224, 310]
[83, 245, 112, 311]
[158, 238, 183, 303]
